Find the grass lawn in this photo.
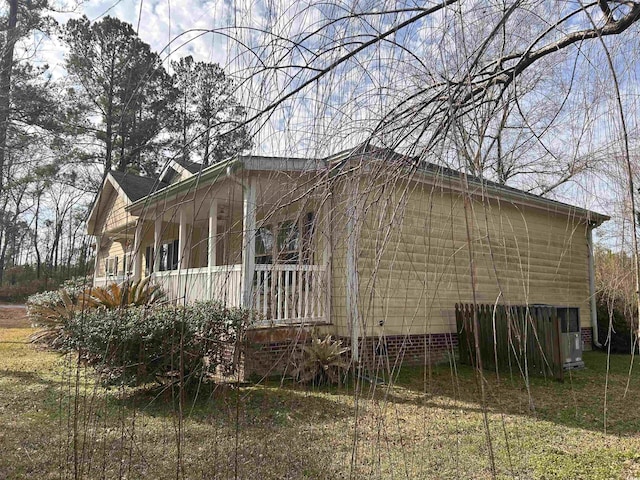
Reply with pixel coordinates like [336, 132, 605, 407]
[2, 320, 640, 479]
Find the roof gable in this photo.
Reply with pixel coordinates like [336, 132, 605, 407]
[109, 170, 167, 202]
[159, 158, 203, 184]
[87, 171, 167, 235]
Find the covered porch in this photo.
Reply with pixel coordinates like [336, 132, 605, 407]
[95, 168, 330, 326]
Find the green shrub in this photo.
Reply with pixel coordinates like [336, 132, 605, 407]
[27, 278, 163, 349]
[596, 300, 638, 354]
[291, 334, 349, 386]
[65, 301, 249, 386]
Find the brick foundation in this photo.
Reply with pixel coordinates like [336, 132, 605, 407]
[241, 328, 459, 379]
[240, 327, 594, 379]
[242, 327, 313, 379]
[581, 327, 593, 351]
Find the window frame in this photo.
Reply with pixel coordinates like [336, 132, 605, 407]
[255, 211, 315, 265]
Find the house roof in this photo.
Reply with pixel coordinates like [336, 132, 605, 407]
[325, 144, 610, 226]
[121, 146, 609, 227]
[174, 158, 202, 174]
[109, 170, 167, 202]
[86, 170, 167, 235]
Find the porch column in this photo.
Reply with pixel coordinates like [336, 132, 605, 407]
[153, 215, 162, 273]
[93, 235, 102, 285]
[132, 219, 143, 281]
[207, 198, 218, 299]
[178, 206, 191, 270]
[240, 179, 256, 310]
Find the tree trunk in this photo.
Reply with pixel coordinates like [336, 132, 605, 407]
[203, 116, 211, 166]
[105, 55, 116, 175]
[34, 190, 42, 279]
[0, 0, 18, 200]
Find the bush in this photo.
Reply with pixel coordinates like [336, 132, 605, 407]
[27, 278, 163, 349]
[65, 301, 249, 386]
[597, 301, 638, 354]
[0, 278, 48, 302]
[86, 277, 164, 309]
[26, 276, 92, 312]
[291, 334, 349, 385]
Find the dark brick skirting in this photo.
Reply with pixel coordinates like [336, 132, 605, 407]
[581, 327, 593, 351]
[242, 327, 313, 379]
[242, 329, 459, 378]
[240, 327, 595, 379]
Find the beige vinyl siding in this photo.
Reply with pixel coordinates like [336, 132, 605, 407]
[96, 240, 126, 277]
[329, 178, 592, 338]
[100, 192, 135, 234]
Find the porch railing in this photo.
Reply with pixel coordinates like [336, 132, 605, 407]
[98, 264, 327, 325]
[253, 264, 327, 325]
[152, 265, 242, 306]
[94, 275, 127, 287]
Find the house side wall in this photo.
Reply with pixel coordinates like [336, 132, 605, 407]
[94, 189, 136, 278]
[329, 178, 592, 341]
[95, 240, 126, 277]
[99, 192, 134, 234]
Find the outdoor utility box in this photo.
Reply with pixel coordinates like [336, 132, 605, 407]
[558, 307, 583, 369]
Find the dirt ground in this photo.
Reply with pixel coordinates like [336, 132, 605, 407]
[0, 304, 29, 328]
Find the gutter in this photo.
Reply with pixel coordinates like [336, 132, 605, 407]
[328, 154, 611, 226]
[420, 169, 610, 227]
[587, 224, 602, 348]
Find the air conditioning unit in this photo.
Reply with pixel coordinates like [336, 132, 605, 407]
[557, 307, 584, 369]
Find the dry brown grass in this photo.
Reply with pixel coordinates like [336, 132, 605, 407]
[0, 304, 28, 328]
[2, 321, 640, 479]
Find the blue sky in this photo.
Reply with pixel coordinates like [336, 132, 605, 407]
[24, 0, 640, 233]
[39, 0, 234, 76]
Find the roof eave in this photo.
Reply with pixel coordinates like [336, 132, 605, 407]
[416, 168, 609, 226]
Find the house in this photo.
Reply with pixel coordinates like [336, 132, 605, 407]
[86, 147, 609, 375]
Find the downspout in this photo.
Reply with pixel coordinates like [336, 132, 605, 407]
[587, 224, 602, 348]
[346, 205, 359, 363]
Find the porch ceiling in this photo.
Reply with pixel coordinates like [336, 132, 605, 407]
[131, 172, 322, 225]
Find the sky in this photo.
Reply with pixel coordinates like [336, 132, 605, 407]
[40, 0, 235, 76]
[21, 0, 640, 232]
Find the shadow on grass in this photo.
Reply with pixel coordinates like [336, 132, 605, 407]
[107, 379, 355, 431]
[0, 368, 61, 388]
[383, 349, 640, 436]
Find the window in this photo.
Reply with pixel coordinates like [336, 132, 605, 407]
[255, 212, 316, 265]
[160, 239, 179, 271]
[277, 220, 299, 264]
[302, 212, 315, 264]
[145, 246, 154, 274]
[121, 253, 133, 276]
[105, 256, 119, 277]
[255, 225, 274, 264]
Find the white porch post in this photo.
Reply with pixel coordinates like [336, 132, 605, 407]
[178, 206, 191, 270]
[240, 179, 256, 310]
[208, 198, 218, 299]
[153, 215, 162, 273]
[93, 235, 102, 286]
[177, 206, 192, 304]
[132, 220, 143, 281]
